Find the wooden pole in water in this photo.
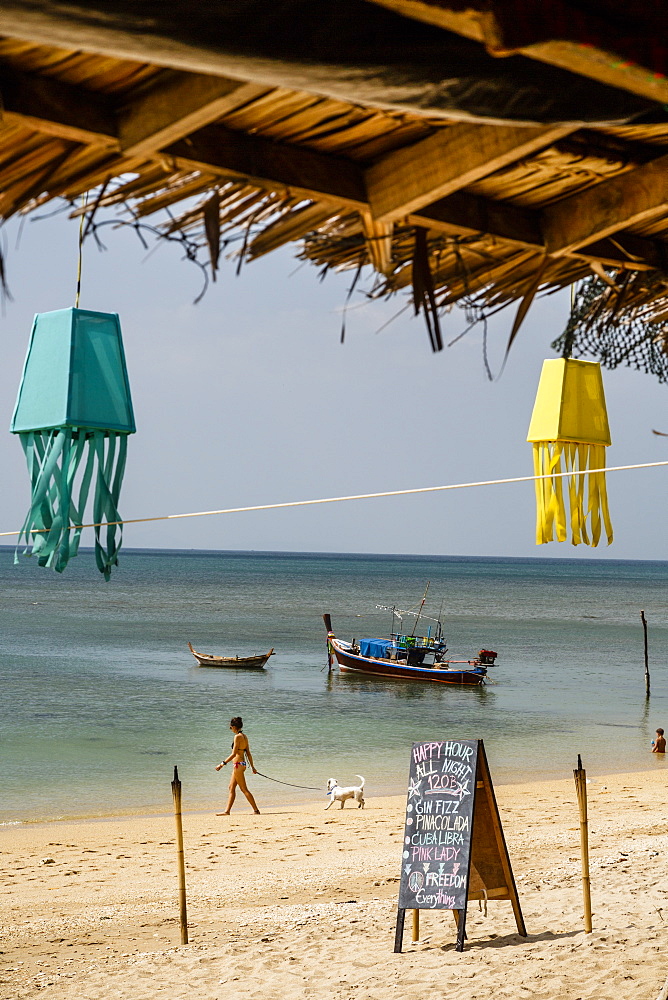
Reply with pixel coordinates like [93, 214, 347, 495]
[171, 765, 189, 944]
[573, 754, 592, 934]
[641, 610, 650, 697]
[323, 613, 334, 672]
[412, 908, 419, 942]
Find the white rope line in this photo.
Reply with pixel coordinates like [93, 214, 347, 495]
[1, 460, 666, 539]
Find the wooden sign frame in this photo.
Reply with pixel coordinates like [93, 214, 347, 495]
[394, 739, 526, 952]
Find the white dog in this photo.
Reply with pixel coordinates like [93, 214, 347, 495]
[325, 775, 365, 810]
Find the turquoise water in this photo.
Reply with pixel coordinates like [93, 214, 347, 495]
[1, 547, 667, 822]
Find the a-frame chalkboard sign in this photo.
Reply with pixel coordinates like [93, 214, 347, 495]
[394, 739, 526, 952]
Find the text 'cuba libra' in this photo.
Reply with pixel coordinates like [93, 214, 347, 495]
[10, 308, 135, 579]
[527, 358, 612, 547]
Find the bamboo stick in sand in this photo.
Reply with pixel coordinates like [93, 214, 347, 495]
[171, 765, 189, 945]
[573, 754, 592, 934]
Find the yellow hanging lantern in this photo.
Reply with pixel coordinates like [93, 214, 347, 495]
[527, 358, 613, 547]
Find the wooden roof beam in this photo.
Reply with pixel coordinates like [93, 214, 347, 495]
[367, 1, 668, 106]
[166, 124, 369, 209]
[365, 122, 574, 224]
[570, 234, 668, 272]
[118, 73, 269, 158]
[543, 154, 668, 256]
[412, 191, 543, 249]
[0, 68, 118, 146]
[420, 191, 668, 269]
[0, 64, 269, 159]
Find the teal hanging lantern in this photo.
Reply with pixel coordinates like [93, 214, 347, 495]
[11, 308, 135, 579]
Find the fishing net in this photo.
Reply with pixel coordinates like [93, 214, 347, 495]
[552, 273, 668, 382]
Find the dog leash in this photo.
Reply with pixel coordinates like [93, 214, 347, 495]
[254, 770, 321, 791]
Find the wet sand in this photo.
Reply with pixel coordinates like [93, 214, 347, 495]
[2, 767, 667, 1000]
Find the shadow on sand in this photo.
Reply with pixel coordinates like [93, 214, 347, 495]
[437, 928, 582, 952]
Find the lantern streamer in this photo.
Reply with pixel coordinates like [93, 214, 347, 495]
[15, 429, 127, 579]
[532, 441, 612, 546]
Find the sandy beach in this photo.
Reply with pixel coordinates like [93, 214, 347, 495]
[2, 766, 667, 1000]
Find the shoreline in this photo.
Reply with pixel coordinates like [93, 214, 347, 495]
[3, 767, 668, 999]
[5, 758, 667, 828]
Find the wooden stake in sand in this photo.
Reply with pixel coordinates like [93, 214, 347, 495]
[412, 908, 419, 942]
[641, 610, 650, 697]
[573, 754, 592, 934]
[654, 972, 668, 1000]
[171, 765, 189, 945]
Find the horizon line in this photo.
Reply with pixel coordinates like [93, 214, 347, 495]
[1, 544, 666, 566]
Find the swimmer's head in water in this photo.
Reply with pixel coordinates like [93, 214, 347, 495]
[230, 716, 243, 731]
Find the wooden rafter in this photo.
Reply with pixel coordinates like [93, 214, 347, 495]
[118, 73, 270, 158]
[365, 123, 574, 223]
[0, 67, 117, 146]
[366, 0, 668, 106]
[570, 234, 667, 272]
[166, 124, 368, 208]
[0, 65, 272, 162]
[411, 191, 543, 249]
[543, 154, 668, 255]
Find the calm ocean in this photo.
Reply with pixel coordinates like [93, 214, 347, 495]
[2, 547, 667, 823]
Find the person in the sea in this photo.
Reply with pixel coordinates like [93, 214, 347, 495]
[652, 728, 666, 753]
[215, 716, 261, 814]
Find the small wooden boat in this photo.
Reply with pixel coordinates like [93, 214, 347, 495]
[188, 642, 274, 669]
[324, 603, 496, 686]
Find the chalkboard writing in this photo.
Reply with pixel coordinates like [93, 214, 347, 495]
[393, 739, 526, 954]
[398, 739, 478, 912]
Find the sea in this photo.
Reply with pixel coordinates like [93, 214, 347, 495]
[1, 547, 667, 824]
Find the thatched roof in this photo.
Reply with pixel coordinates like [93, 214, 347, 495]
[1, 1, 668, 366]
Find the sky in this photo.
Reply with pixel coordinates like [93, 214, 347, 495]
[0, 209, 665, 561]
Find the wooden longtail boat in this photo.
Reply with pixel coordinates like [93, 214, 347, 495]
[188, 642, 274, 669]
[323, 604, 496, 686]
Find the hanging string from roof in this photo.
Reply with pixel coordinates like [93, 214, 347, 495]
[0, 460, 665, 540]
[75, 190, 88, 308]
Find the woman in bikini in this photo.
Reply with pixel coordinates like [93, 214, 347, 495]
[215, 716, 260, 814]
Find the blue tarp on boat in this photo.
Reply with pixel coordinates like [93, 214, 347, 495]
[360, 638, 393, 659]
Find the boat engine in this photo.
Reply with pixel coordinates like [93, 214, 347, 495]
[478, 649, 498, 665]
